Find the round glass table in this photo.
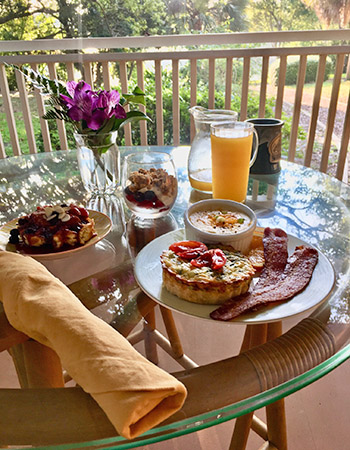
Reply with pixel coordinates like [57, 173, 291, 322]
[0, 146, 350, 449]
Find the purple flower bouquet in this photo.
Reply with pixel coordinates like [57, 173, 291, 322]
[11, 65, 150, 141]
[11, 65, 151, 195]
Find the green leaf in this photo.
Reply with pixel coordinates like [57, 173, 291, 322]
[7, 63, 68, 97]
[42, 108, 71, 122]
[108, 118, 127, 131]
[97, 118, 117, 134]
[122, 86, 147, 106]
[123, 110, 152, 125]
[97, 111, 151, 133]
[123, 93, 146, 106]
[126, 110, 151, 119]
[132, 86, 145, 96]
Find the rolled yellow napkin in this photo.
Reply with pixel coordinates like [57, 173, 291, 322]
[0, 251, 187, 439]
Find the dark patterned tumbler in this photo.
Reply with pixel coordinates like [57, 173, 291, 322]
[245, 118, 284, 174]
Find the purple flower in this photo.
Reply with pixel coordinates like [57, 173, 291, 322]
[60, 81, 126, 131]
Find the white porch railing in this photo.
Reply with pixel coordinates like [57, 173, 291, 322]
[0, 30, 349, 181]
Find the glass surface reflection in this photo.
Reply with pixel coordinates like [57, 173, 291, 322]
[126, 213, 178, 259]
[1, 147, 350, 450]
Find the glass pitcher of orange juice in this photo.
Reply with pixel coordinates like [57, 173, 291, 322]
[188, 106, 238, 193]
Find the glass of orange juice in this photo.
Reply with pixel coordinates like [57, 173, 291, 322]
[210, 121, 258, 202]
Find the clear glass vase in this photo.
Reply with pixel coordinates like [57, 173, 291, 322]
[74, 131, 120, 196]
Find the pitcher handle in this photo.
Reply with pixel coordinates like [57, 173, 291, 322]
[249, 129, 259, 168]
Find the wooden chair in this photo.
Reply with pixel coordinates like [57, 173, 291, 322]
[1, 297, 344, 449]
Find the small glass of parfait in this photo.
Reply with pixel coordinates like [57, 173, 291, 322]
[122, 151, 178, 219]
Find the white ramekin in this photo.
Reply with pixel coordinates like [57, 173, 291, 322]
[184, 199, 257, 254]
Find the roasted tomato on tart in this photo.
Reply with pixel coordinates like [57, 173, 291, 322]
[160, 240, 255, 305]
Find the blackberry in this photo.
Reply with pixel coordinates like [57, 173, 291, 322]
[9, 229, 20, 244]
[144, 190, 156, 201]
[9, 235, 20, 244]
[18, 217, 28, 226]
[133, 191, 145, 202]
[23, 227, 35, 234]
[42, 229, 53, 241]
[49, 212, 59, 225]
[10, 228, 20, 237]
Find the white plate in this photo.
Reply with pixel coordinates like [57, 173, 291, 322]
[134, 228, 335, 324]
[0, 210, 112, 261]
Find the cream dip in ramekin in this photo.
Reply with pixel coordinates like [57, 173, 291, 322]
[184, 199, 257, 254]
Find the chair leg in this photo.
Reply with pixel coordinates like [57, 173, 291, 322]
[8, 345, 29, 388]
[258, 443, 279, 450]
[229, 412, 255, 450]
[159, 306, 184, 358]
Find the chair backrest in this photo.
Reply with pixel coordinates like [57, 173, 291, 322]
[0, 31, 349, 181]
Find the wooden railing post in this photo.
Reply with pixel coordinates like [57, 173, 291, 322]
[0, 31, 348, 179]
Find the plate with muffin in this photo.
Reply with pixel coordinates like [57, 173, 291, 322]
[134, 200, 335, 323]
[0, 203, 112, 260]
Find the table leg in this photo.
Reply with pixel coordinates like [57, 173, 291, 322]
[143, 309, 159, 365]
[229, 324, 268, 450]
[9, 340, 64, 388]
[240, 325, 252, 353]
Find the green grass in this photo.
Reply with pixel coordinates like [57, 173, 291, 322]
[0, 95, 42, 156]
[303, 77, 349, 103]
[1, 113, 42, 156]
[0, 94, 77, 156]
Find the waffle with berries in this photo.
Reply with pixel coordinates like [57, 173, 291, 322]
[9, 204, 96, 250]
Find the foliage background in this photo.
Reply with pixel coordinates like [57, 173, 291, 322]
[1, 0, 345, 43]
[0, 0, 348, 156]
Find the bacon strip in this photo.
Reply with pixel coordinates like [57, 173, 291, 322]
[253, 227, 288, 290]
[210, 229, 318, 321]
[210, 227, 288, 321]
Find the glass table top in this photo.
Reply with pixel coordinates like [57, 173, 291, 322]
[1, 146, 350, 449]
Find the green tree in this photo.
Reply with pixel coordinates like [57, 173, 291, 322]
[0, 1, 60, 40]
[0, 0, 168, 40]
[78, 0, 168, 37]
[0, 1, 38, 25]
[302, 0, 350, 28]
[165, 0, 219, 33]
[247, 0, 320, 32]
[222, 0, 249, 32]
[0, 0, 85, 40]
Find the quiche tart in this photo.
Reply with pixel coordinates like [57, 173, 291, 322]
[160, 243, 255, 305]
